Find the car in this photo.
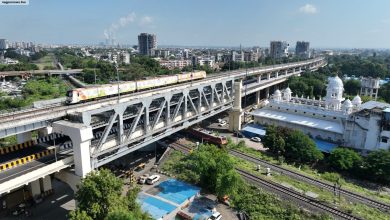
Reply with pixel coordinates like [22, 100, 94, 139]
[251, 137, 262, 142]
[146, 174, 160, 185]
[138, 174, 149, 184]
[208, 211, 222, 220]
[218, 121, 227, 126]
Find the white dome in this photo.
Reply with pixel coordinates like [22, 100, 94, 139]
[328, 76, 344, 88]
[343, 99, 353, 108]
[352, 95, 362, 104]
[284, 87, 291, 93]
[274, 89, 281, 96]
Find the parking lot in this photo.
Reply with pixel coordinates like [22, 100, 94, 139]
[200, 112, 267, 151]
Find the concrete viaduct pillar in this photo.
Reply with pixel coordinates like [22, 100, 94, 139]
[16, 132, 32, 144]
[228, 79, 243, 132]
[53, 121, 93, 177]
[265, 87, 270, 99]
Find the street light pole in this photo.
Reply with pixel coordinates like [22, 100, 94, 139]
[113, 55, 120, 103]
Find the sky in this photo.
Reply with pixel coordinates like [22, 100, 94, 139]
[1, 0, 390, 48]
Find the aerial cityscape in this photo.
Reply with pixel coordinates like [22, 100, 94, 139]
[1, 1, 390, 220]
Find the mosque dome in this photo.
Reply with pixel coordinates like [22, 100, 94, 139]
[284, 87, 291, 93]
[274, 89, 281, 96]
[352, 95, 362, 105]
[328, 75, 344, 89]
[343, 99, 353, 108]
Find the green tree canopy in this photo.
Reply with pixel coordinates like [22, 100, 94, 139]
[364, 150, 390, 184]
[328, 147, 362, 171]
[284, 130, 324, 164]
[343, 79, 361, 96]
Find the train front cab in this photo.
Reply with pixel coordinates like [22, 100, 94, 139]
[66, 90, 79, 104]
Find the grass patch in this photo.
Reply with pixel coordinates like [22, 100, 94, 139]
[34, 53, 56, 70]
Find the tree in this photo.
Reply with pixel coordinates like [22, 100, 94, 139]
[187, 144, 242, 199]
[106, 210, 136, 220]
[285, 130, 324, 164]
[344, 79, 361, 96]
[328, 147, 362, 171]
[216, 169, 243, 199]
[364, 150, 390, 184]
[69, 210, 93, 220]
[74, 169, 124, 220]
[72, 169, 150, 220]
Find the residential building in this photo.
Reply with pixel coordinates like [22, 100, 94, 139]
[0, 39, 8, 50]
[138, 33, 157, 56]
[270, 41, 289, 58]
[295, 41, 310, 58]
[360, 77, 380, 100]
[159, 60, 192, 69]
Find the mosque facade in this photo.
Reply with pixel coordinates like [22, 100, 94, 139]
[251, 76, 390, 152]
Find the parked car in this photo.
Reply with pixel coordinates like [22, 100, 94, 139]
[218, 121, 227, 126]
[138, 174, 149, 184]
[251, 137, 261, 142]
[146, 174, 160, 185]
[208, 211, 222, 220]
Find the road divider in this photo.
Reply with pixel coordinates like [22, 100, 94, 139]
[0, 133, 65, 155]
[0, 148, 56, 172]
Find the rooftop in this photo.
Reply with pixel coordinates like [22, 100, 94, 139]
[251, 109, 344, 134]
[361, 101, 390, 110]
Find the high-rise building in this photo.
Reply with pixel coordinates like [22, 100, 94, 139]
[295, 41, 310, 58]
[270, 41, 289, 59]
[0, 39, 8, 50]
[138, 33, 157, 56]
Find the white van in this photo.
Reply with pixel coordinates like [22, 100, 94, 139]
[146, 175, 160, 185]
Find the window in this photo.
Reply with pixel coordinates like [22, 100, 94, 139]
[313, 113, 316, 116]
[323, 115, 326, 118]
[333, 117, 337, 119]
[381, 137, 388, 143]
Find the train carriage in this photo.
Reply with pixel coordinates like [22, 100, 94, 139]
[66, 71, 206, 104]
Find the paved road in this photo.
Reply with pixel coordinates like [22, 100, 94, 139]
[0, 154, 68, 184]
[1, 178, 75, 220]
[0, 145, 49, 164]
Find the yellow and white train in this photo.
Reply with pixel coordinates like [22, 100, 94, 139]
[66, 71, 206, 104]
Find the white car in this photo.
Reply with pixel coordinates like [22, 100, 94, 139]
[146, 174, 160, 185]
[208, 212, 222, 220]
[251, 137, 262, 142]
[218, 121, 227, 126]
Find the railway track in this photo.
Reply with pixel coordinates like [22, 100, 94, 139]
[230, 149, 390, 212]
[236, 168, 362, 220]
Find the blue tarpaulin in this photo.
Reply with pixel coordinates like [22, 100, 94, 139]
[240, 124, 266, 138]
[312, 139, 338, 153]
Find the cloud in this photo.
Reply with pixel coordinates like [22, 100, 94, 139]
[299, 4, 317, 14]
[104, 12, 136, 39]
[139, 16, 153, 27]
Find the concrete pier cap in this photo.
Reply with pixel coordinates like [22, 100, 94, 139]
[53, 120, 93, 178]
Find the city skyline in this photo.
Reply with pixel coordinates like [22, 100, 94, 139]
[1, 0, 390, 48]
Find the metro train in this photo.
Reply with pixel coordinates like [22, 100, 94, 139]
[66, 71, 206, 104]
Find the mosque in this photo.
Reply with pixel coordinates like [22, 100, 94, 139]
[251, 75, 390, 153]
